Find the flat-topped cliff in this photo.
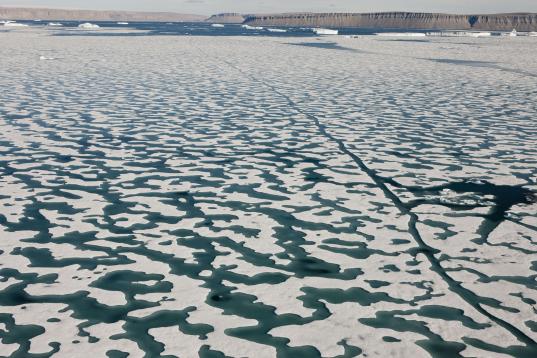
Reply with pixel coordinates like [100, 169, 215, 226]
[3, 8, 536, 31]
[0, 7, 205, 22]
[242, 12, 537, 31]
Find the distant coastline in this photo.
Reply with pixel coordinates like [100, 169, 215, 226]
[209, 12, 537, 31]
[2, 7, 537, 31]
[0, 6, 204, 22]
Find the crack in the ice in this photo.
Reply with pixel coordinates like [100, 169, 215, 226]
[209, 51, 537, 350]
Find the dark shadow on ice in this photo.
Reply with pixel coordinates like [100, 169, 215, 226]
[285, 42, 363, 53]
[426, 58, 537, 78]
[384, 39, 431, 43]
[427, 58, 496, 67]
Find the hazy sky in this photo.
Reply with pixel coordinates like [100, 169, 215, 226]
[1, 1, 536, 15]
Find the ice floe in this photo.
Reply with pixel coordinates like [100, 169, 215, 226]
[0, 27, 536, 358]
[1, 21, 29, 28]
[313, 28, 339, 35]
[78, 22, 100, 29]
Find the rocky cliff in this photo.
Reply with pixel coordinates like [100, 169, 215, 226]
[3, 8, 536, 31]
[0, 7, 204, 22]
[242, 12, 537, 31]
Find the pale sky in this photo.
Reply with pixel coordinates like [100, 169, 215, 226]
[0, 0, 536, 15]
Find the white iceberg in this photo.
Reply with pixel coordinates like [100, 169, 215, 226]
[2, 21, 29, 28]
[267, 28, 287, 33]
[313, 28, 338, 35]
[242, 25, 264, 30]
[47, 22, 63, 27]
[426, 31, 491, 38]
[211, 24, 225, 28]
[78, 22, 100, 29]
[466, 32, 491, 38]
[375, 32, 426, 37]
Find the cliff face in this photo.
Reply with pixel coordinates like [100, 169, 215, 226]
[471, 14, 537, 30]
[0, 7, 205, 22]
[243, 12, 537, 31]
[205, 13, 246, 23]
[3, 8, 536, 30]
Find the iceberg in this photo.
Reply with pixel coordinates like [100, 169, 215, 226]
[78, 23, 100, 29]
[313, 28, 339, 35]
[47, 22, 63, 27]
[462, 32, 491, 38]
[211, 24, 225, 28]
[267, 28, 287, 33]
[375, 32, 425, 37]
[242, 25, 264, 30]
[2, 21, 29, 28]
[426, 31, 491, 38]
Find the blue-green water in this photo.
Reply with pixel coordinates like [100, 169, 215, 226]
[6, 20, 437, 37]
